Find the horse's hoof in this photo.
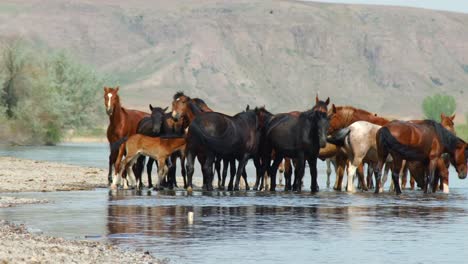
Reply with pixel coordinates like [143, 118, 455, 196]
[148, 184, 153, 188]
[233, 186, 240, 191]
[110, 184, 118, 190]
[219, 186, 225, 191]
[153, 186, 164, 191]
[187, 186, 193, 192]
[253, 187, 258, 191]
[245, 187, 250, 191]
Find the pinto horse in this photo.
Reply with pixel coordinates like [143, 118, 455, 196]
[104, 86, 149, 185]
[261, 98, 330, 192]
[375, 120, 468, 194]
[327, 105, 390, 190]
[184, 107, 272, 191]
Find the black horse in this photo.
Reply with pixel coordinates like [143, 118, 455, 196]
[261, 103, 329, 192]
[185, 106, 272, 191]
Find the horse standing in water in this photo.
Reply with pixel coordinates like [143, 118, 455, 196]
[375, 120, 468, 194]
[184, 106, 272, 191]
[261, 97, 330, 192]
[327, 105, 390, 190]
[104, 86, 149, 185]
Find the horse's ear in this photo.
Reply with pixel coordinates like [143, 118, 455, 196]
[332, 104, 337, 113]
[246, 104, 250, 111]
[325, 97, 330, 105]
[149, 104, 153, 111]
[316, 94, 319, 104]
[103, 87, 108, 92]
[115, 86, 120, 93]
[441, 113, 446, 120]
[450, 114, 456, 121]
[163, 106, 168, 112]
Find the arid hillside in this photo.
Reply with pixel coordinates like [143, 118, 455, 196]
[1, 0, 467, 118]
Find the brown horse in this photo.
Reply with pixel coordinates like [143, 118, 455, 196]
[104, 86, 149, 185]
[405, 113, 456, 192]
[113, 134, 186, 190]
[375, 120, 467, 194]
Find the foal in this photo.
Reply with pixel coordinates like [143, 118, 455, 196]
[113, 135, 186, 190]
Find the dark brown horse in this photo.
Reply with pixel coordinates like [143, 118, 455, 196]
[104, 86, 149, 185]
[261, 97, 330, 192]
[375, 120, 468, 194]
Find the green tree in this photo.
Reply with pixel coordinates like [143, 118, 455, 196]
[422, 93, 456, 122]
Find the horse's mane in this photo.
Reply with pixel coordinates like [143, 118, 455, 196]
[173, 91, 186, 100]
[192, 98, 206, 105]
[329, 106, 389, 124]
[423, 120, 463, 152]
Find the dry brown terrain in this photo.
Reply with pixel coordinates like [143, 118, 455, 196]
[0, 0, 467, 118]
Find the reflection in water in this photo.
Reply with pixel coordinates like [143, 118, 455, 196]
[102, 190, 467, 263]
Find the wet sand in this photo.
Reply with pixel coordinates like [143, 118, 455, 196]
[0, 156, 160, 263]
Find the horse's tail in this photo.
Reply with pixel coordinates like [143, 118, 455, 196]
[377, 127, 423, 160]
[327, 127, 350, 146]
[112, 136, 128, 172]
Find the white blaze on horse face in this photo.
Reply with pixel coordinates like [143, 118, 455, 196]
[107, 93, 113, 110]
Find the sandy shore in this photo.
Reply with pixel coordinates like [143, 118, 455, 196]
[0, 157, 108, 193]
[0, 220, 157, 264]
[0, 156, 161, 263]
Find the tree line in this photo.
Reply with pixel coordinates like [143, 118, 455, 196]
[0, 38, 107, 145]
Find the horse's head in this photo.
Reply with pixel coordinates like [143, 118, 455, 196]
[452, 141, 468, 179]
[441, 113, 456, 134]
[171, 91, 190, 121]
[312, 94, 330, 114]
[254, 106, 273, 131]
[149, 104, 167, 134]
[327, 104, 347, 134]
[103, 86, 120, 116]
[315, 111, 330, 148]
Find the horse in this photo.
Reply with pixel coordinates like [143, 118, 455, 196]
[171, 92, 242, 190]
[326, 105, 390, 190]
[113, 134, 186, 190]
[104, 86, 149, 185]
[184, 106, 272, 191]
[261, 98, 330, 192]
[375, 120, 467, 194]
[382, 114, 457, 193]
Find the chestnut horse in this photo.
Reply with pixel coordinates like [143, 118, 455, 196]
[375, 120, 467, 194]
[104, 86, 149, 185]
[114, 134, 186, 190]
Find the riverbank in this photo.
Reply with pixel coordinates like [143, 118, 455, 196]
[0, 156, 162, 263]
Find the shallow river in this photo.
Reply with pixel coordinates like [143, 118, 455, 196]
[2, 143, 468, 263]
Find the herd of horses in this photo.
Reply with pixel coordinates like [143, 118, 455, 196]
[103, 86, 468, 195]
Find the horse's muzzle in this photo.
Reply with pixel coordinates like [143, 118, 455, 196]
[319, 139, 327, 148]
[458, 172, 467, 180]
[106, 109, 113, 116]
[172, 111, 179, 121]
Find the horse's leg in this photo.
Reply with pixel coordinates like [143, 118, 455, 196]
[334, 154, 346, 191]
[134, 156, 145, 190]
[283, 158, 292, 191]
[425, 158, 438, 194]
[391, 157, 403, 195]
[228, 159, 236, 191]
[308, 157, 319, 192]
[278, 160, 284, 186]
[242, 170, 249, 191]
[374, 144, 389, 194]
[356, 163, 367, 191]
[325, 158, 332, 189]
[185, 150, 196, 192]
[146, 158, 154, 188]
[268, 155, 283, 192]
[439, 159, 449, 193]
[292, 154, 305, 192]
[410, 175, 415, 190]
[203, 154, 215, 191]
[367, 162, 374, 189]
[253, 157, 262, 191]
[155, 158, 169, 191]
[108, 152, 114, 185]
[214, 158, 222, 189]
[180, 155, 187, 189]
[346, 162, 358, 193]
[234, 155, 249, 191]
[381, 161, 391, 192]
[400, 160, 408, 190]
